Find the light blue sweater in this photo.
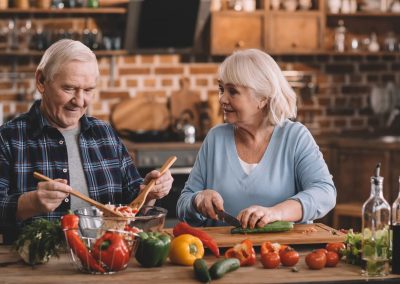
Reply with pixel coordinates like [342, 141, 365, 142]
[176, 120, 336, 227]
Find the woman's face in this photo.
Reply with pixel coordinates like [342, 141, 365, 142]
[37, 60, 98, 130]
[218, 82, 266, 126]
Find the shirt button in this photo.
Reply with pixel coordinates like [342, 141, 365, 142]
[64, 198, 69, 202]
[59, 140, 64, 145]
[63, 168, 68, 173]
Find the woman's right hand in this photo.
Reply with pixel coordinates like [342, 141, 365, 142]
[193, 189, 224, 220]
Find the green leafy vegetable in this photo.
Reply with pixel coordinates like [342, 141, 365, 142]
[342, 229, 363, 265]
[14, 218, 66, 266]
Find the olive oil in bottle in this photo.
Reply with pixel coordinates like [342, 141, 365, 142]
[392, 177, 400, 274]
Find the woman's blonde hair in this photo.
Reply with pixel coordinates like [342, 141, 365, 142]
[36, 39, 99, 82]
[218, 49, 297, 126]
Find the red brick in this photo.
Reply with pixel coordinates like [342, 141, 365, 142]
[15, 103, 29, 113]
[124, 56, 138, 64]
[316, 74, 328, 84]
[141, 55, 156, 64]
[290, 63, 320, 72]
[126, 79, 138, 87]
[0, 94, 19, 101]
[144, 79, 156, 87]
[318, 97, 331, 106]
[136, 91, 167, 99]
[319, 119, 331, 128]
[159, 55, 180, 64]
[0, 82, 13, 89]
[349, 97, 362, 108]
[161, 78, 173, 87]
[196, 78, 208, 86]
[109, 79, 121, 88]
[94, 114, 110, 122]
[350, 118, 365, 127]
[3, 104, 10, 114]
[154, 67, 184, 75]
[189, 65, 218, 75]
[91, 102, 103, 112]
[100, 91, 130, 100]
[119, 67, 151, 75]
[331, 75, 346, 83]
[334, 119, 346, 127]
[100, 68, 109, 76]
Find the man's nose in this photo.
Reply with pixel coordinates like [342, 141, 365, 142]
[73, 89, 85, 106]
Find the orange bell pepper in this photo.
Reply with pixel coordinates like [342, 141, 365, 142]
[169, 234, 204, 266]
[224, 239, 256, 266]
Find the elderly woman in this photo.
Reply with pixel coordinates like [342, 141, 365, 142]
[177, 49, 336, 228]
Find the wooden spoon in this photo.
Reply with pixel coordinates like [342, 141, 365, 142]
[129, 156, 177, 212]
[33, 172, 124, 218]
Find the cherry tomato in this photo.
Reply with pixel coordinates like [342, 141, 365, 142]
[261, 252, 280, 269]
[305, 251, 327, 270]
[326, 242, 345, 257]
[325, 251, 340, 267]
[279, 247, 299, 267]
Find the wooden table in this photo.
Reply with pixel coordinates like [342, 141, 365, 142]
[1, 246, 400, 284]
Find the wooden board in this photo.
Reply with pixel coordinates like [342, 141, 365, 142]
[111, 97, 170, 132]
[166, 223, 345, 247]
[170, 78, 201, 130]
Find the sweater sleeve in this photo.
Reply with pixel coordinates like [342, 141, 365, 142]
[289, 127, 336, 222]
[176, 135, 210, 226]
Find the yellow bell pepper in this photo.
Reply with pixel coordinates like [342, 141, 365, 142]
[169, 234, 204, 266]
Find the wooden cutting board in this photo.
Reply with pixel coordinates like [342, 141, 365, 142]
[166, 223, 345, 247]
[111, 97, 170, 132]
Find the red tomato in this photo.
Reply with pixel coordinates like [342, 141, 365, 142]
[314, 248, 328, 255]
[261, 252, 280, 269]
[305, 251, 327, 270]
[325, 251, 340, 267]
[326, 242, 345, 257]
[279, 247, 299, 267]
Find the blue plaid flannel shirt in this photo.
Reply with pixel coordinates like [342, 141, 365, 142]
[0, 100, 143, 242]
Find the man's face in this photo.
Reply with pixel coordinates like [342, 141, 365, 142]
[38, 60, 98, 130]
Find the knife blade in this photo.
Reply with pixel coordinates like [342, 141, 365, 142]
[217, 210, 241, 227]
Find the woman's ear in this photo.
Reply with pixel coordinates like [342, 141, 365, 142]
[35, 71, 45, 94]
[259, 97, 269, 109]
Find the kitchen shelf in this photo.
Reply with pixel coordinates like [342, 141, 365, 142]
[327, 12, 400, 17]
[0, 49, 128, 56]
[0, 7, 127, 15]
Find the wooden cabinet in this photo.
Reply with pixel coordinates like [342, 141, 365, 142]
[210, 11, 264, 55]
[268, 12, 322, 52]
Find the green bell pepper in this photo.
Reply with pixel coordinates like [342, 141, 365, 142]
[135, 231, 171, 267]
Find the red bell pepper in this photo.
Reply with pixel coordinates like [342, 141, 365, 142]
[224, 239, 256, 266]
[173, 222, 220, 257]
[61, 213, 105, 273]
[92, 231, 131, 271]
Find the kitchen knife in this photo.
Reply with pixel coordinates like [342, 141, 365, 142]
[217, 210, 241, 227]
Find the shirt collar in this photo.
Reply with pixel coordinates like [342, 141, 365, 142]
[28, 100, 92, 138]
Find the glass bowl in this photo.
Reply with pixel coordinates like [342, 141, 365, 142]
[64, 228, 138, 274]
[74, 205, 168, 239]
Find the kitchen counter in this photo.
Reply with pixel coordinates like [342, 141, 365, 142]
[1, 245, 400, 283]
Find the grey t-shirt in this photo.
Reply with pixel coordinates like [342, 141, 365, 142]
[61, 126, 90, 211]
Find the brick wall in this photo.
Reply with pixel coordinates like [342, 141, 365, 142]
[1, 53, 399, 135]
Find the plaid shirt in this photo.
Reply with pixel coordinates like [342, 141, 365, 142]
[0, 100, 142, 242]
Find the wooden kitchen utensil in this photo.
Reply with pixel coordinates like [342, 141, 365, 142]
[129, 156, 177, 211]
[33, 172, 124, 218]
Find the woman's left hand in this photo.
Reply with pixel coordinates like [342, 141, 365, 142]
[237, 205, 279, 229]
[142, 170, 174, 200]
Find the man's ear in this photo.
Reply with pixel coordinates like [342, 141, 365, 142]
[35, 71, 45, 93]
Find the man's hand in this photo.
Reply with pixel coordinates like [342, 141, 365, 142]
[193, 189, 224, 220]
[142, 170, 174, 201]
[17, 179, 72, 221]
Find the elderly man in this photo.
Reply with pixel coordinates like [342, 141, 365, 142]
[0, 39, 173, 244]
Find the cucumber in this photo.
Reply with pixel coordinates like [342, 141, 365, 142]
[193, 259, 211, 283]
[209, 258, 240, 280]
[231, 221, 294, 234]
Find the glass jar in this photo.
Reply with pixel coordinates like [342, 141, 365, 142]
[334, 20, 346, 52]
[392, 177, 400, 274]
[361, 164, 391, 277]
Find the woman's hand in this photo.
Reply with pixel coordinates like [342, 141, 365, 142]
[237, 205, 280, 229]
[35, 179, 71, 212]
[142, 169, 174, 200]
[193, 189, 223, 220]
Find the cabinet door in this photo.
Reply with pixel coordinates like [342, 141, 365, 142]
[211, 12, 264, 55]
[268, 13, 321, 52]
[333, 148, 390, 204]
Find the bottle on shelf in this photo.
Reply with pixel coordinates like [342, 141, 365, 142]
[392, 177, 400, 274]
[334, 20, 346, 52]
[361, 163, 391, 277]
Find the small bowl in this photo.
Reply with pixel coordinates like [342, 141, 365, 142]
[74, 205, 168, 239]
[65, 228, 138, 274]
